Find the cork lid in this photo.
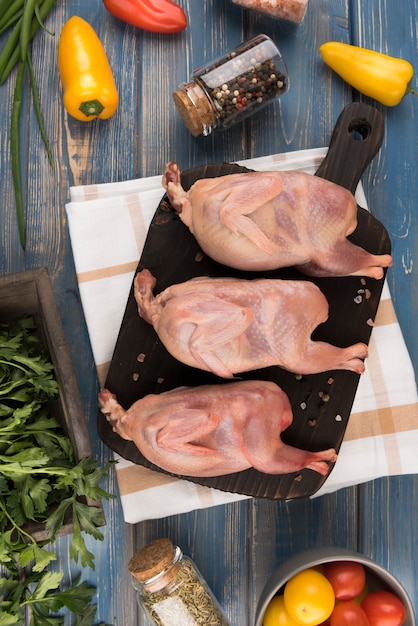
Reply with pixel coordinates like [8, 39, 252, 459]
[128, 538, 176, 582]
[173, 83, 216, 137]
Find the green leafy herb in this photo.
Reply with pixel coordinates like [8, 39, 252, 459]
[0, 317, 116, 625]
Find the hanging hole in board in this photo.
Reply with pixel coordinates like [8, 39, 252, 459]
[348, 117, 372, 141]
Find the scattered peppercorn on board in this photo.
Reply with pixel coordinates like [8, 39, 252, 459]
[99, 103, 391, 499]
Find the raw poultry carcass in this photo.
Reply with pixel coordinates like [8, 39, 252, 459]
[162, 161, 392, 278]
[134, 269, 368, 378]
[98, 381, 337, 478]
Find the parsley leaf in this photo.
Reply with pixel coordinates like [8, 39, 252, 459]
[0, 316, 115, 624]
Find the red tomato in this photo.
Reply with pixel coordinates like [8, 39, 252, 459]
[330, 601, 371, 626]
[361, 590, 406, 626]
[323, 561, 366, 601]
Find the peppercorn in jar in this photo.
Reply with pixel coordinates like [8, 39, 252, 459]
[173, 34, 288, 136]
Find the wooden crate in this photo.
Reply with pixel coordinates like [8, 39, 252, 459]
[0, 267, 105, 540]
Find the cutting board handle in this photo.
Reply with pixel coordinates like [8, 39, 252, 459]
[315, 102, 385, 194]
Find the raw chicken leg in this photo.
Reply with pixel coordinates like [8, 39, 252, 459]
[162, 162, 392, 278]
[98, 381, 337, 478]
[134, 269, 368, 377]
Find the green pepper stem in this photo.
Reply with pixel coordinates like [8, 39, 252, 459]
[78, 99, 105, 117]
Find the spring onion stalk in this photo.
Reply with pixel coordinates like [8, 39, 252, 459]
[0, 0, 58, 249]
[10, 61, 25, 248]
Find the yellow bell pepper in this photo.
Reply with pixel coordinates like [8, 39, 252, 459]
[58, 16, 119, 121]
[320, 41, 416, 107]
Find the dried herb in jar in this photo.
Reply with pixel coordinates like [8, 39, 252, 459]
[129, 538, 230, 626]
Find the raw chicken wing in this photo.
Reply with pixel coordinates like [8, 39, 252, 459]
[162, 161, 392, 278]
[98, 381, 337, 478]
[134, 269, 368, 378]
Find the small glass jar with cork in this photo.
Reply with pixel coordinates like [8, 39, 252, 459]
[231, 0, 310, 24]
[173, 34, 288, 137]
[129, 538, 230, 626]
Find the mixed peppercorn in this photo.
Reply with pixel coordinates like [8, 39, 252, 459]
[195, 36, 287, 128]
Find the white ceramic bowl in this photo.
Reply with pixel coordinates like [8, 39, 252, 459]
[254, 546, 415, 626]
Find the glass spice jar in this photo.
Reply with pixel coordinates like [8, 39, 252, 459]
[129, 538, 230, 626]
[173, 34, 288, 137]
[231, 0, 310, 24]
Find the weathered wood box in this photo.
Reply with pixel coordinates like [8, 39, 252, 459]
[0, 267, 105, 540]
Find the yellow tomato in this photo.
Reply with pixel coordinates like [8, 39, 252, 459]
[284, 569, 335, 625]
[263, 595, 301, 626]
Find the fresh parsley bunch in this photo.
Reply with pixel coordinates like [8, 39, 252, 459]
[0, 317, 115, 625]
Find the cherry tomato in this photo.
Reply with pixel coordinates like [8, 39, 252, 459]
[330, 601, 371, 625]
[263, 595, 301, 626]
[284, 568, 335, 625]
[323, 561, 366, 601]
[361, 590, 406, 626]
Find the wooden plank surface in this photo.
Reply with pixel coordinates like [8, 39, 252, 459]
[0, 0, 417, 624]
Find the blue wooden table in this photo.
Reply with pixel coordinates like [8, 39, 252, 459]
[1, 1, 417, 624]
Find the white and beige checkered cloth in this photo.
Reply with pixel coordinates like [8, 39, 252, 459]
[66, 148, 418, 523]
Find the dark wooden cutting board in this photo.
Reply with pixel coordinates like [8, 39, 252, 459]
[98, 103, 391, 499]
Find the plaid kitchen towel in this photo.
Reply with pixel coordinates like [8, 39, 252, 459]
[66, 148, 418, 522]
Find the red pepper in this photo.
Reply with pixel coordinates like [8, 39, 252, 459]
[103, 0, 187, 34]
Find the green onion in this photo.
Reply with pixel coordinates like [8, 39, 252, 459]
[27, 54, 53, 167]
[0, 0, 24, 31]
[0, 0, 58, 249]
[19, 0, 37, 63]
[10, 61, 26, 249]
[0, 0, 58, 83]
[0, 11, 24, 36]
[0, 16, 22, 79]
